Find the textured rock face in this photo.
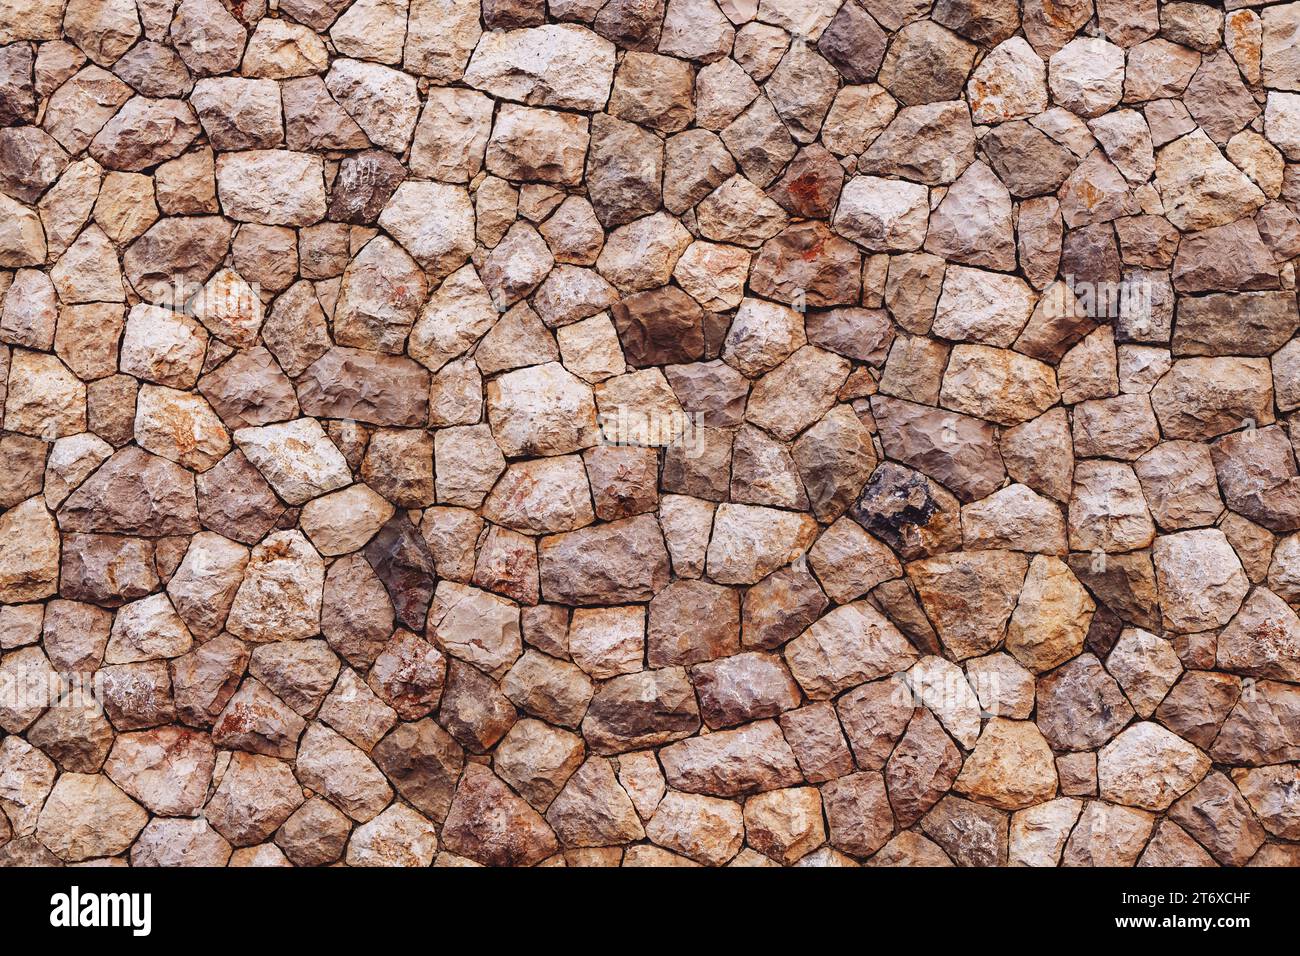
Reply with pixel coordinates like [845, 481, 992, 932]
[954, 718, 1058, 810]
[36, 773, 147, 861]
[1098, 722, 1209, 812]
[441, 764, 558, 865]
[0, 0, 1294, 873]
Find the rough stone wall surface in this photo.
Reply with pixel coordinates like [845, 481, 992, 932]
[0, 0, 1298, 869]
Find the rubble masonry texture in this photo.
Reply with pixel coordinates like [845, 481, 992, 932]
[0, 0, 1298, 867]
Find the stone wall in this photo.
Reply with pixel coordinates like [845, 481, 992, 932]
[0, 0, 1298, 867]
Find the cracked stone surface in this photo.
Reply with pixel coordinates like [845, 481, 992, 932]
[0, 0, 1295, 870]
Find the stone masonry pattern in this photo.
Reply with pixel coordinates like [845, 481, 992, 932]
[0, 0, 1298, 869]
